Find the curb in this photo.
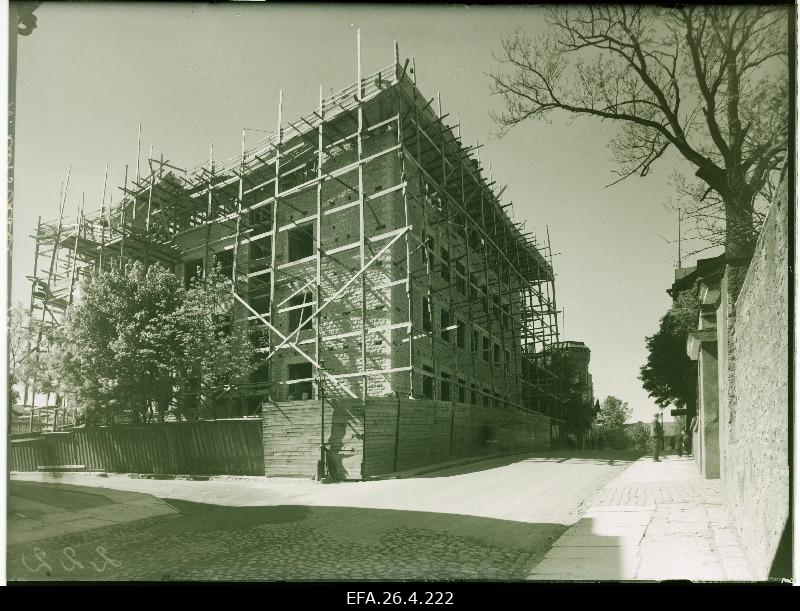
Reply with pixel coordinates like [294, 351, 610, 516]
[367, 450, 540, 481]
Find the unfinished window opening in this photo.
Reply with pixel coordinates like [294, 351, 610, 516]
[440, 247, 450, 281]
[472, 330, 480, 355]
[288, 292, 314, 332]
[456, 319, 466, 349]
[440, 308, 451, 342]
[455, 261, 466, 295]
[250, 237, 272, 273]
[440, 372, 451, 402]
[249, 286, 271, 315]
[457, 378, 467, 403]
[470, 384, 479, 406]
[288, 224, 314, 262]
[422, 365, 435, 399]
[214, 249, 234, 278]
[248, 206, 273, 232]
[287, 362, 313, 401]
[483, 335, 491, 363]
[184, 257, 204, 289]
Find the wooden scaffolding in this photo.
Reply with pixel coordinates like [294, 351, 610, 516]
[26, 37, 563, 420]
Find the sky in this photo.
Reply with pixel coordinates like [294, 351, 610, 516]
[9, 2, 708, 423]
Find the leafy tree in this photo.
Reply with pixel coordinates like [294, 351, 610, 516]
[56, 260, 258, 425]
[8, 304, 28, 411]
[627, 421, 652, 451]
[9, 303, 63, 411]
[639, 290, 700, 414]
[595, 395, 632, 449]
[175, 265, 258, 420]
[58, 261, 186, 424]
[489, 6, 789, 259]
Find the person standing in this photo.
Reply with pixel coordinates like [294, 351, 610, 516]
[652, 413, 663, 462]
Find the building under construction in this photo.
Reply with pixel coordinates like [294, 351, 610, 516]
[27, 42, 565, 477]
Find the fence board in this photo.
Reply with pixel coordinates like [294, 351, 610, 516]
[9, 420, 264, 476]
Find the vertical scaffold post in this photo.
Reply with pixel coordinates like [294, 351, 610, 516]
[145, 145, 155, 234]
[133, 123, 141, 221]
[315, 85, 323, 400]
[357, 28, 368, 404]
[67, 193, 84, 311]
[25, 214, 43, 407]
[203, 144, 213, 278]
[396, 43, 414, 399]
[268, 91, 282, 401]
[546, 225, 559, 343]
[232, 129, 246, 292]
[316, 84, 326, 480]
[99, 163, 108, 271]
[120, 164, 128, 264]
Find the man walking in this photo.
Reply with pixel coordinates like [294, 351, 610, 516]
[652, 413, 663, 462]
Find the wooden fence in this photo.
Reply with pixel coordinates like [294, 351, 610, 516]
[9, 419, 264, 476]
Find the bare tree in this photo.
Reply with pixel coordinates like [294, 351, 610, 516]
[489, 6, 789, 259]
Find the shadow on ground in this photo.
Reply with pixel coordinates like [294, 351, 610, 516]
[7, 499, 573, 582]
[9, 481, 116, 519]
[413, 450, 642, 479]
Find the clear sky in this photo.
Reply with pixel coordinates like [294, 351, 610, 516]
[11, 3, 706, 423]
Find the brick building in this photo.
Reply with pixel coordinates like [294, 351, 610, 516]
[27, 44, 563, 477]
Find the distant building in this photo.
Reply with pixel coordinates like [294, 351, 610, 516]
[546, 341, 594, 447]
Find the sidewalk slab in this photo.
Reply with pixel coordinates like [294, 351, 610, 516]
[527, 455, 758, 582]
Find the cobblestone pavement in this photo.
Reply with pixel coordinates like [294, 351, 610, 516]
[528, 455, 759, 582]
[7, 451, 635, 582]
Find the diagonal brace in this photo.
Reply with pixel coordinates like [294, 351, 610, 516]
[265, 226, 410, 362]
[233, 292, 359, 400]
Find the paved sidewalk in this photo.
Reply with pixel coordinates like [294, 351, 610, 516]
[528, 454, 757, 582]
[8, 481, 178, 546]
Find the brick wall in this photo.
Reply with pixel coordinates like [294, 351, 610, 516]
[721, 170, 790, 579]
[163, 89, 539, 413]
[263, 397, 550, 479]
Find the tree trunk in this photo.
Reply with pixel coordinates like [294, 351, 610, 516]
[723, 189, 757, 261]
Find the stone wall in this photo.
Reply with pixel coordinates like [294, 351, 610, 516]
[263, 398, 551, 479]
[721, 170, 790, 579]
